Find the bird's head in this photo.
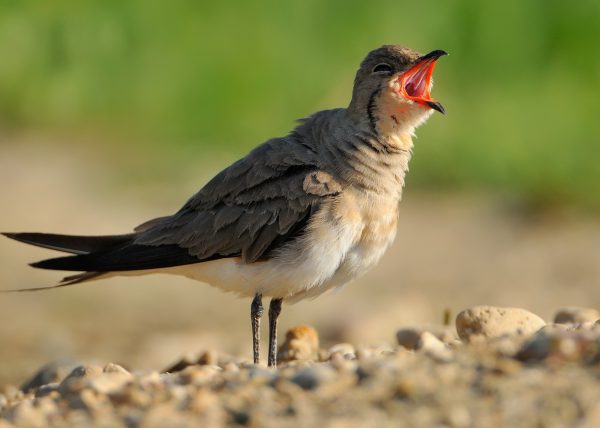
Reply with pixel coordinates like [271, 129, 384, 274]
[348, 45, 447, 136]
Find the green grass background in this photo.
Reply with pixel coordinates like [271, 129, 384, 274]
[1, 0, 599, 211]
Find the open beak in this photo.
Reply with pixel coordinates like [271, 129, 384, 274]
[398, 49, 448, 114]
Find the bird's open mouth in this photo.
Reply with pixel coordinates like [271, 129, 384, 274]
[398, 50, 447, 114]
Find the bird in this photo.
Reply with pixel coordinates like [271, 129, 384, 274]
[2, 45, 447, 367]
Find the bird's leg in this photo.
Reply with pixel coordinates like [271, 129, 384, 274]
[251, 293, 263, 364]
[268, 298, 283, 367]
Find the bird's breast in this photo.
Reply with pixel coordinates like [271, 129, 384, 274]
[335, 188, 400, 275]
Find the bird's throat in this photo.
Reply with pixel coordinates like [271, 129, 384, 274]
[373, 89, 433, 149]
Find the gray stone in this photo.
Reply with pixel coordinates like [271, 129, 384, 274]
[20, 360, 78, 393]
[58, 365, 103, 395]
[554, 307, 600, 325]
[516, 328, 600, 363]
[290, 365, 335, 390]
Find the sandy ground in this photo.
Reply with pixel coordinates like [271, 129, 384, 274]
[1, 141, 599, 389]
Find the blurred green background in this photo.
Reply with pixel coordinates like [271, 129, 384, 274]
[0, 0, 599, 209]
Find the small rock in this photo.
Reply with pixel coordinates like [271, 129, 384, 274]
[418, 332, 453, 361]
[103, 363, 131, 376]
[396, 328, 422, 350]
[355, 347, 372, 360]
[58, 365, 103, 395]
[328, 351, 346, 367]
[197, 350, 219, 366]
[516, 328, 600, 363]
[554, 307, 600, 325]
[277, 325, 319, 363]
[395, 328, 453, 360]
[456, 306, 546, 341]
[34, 383, 60, 398]
[178, 365, 221, 385]
[247, 366, 277, 384]
[290, 365, 335, 390]
[397, 326, 458, 350]
[328, 343, 355, 357]
[20, 360, 78, 393]
[162, 350, 220, 374]
[223, 362, 239, 372]
[162, 353, 197, 373]
[88, 372, 133, 395]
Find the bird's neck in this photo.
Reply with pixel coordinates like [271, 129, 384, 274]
[315, 112, 414, 199]
[347, 131, 413, 199]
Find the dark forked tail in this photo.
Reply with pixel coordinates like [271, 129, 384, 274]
[1, 232, 134, 292]
[2, 232, 134, 255]
[1, 231, 201, 292]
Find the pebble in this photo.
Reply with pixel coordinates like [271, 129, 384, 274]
[88, 371, 133, 395]
[396, 328, 422, 350]
[277, 325, 320, 363]
[223, 362, 239, 373]
[516, 327, 600, 363]
[58, 365, 103, 395]
[103, 363, 131, 375]
[418, 332, 453, 362]
[34, 383, 60, 398]
[397, 327, 457, 350]
[290, 365, 335, 390]
[456, 306, 546, 341]
[178, 365, 221, 386]
[162, 350, 219, 374]
[328, 343, 356, 359]
[553, 307, 600, 325]
[247, 366, 278, 385]
[19, 360, 78, 393]
[396, 328, 453, 361]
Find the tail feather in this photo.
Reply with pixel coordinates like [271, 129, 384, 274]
[2, 232, 134, 255]
[30, 243, 201, 272]
[0, 272, 104, 293]
[2, 231, 204, 293]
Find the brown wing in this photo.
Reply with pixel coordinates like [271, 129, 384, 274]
[134, 138, 342, 263]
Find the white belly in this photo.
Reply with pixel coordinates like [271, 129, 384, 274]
[166, 191, 399, 302]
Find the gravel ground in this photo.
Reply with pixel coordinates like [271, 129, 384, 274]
[1, 306, 600, 427]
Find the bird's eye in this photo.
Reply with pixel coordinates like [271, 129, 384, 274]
[372, 63, 393, 74]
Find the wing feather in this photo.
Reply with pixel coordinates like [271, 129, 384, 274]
[135, 137, 342, 264]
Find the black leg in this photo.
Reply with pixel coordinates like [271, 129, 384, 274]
[268, 298, 283, 367]
[251, 293, 263, 364]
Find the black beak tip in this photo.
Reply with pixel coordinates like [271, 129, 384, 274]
[426, 101, 446, 115]
[420, 50, 449, 61]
